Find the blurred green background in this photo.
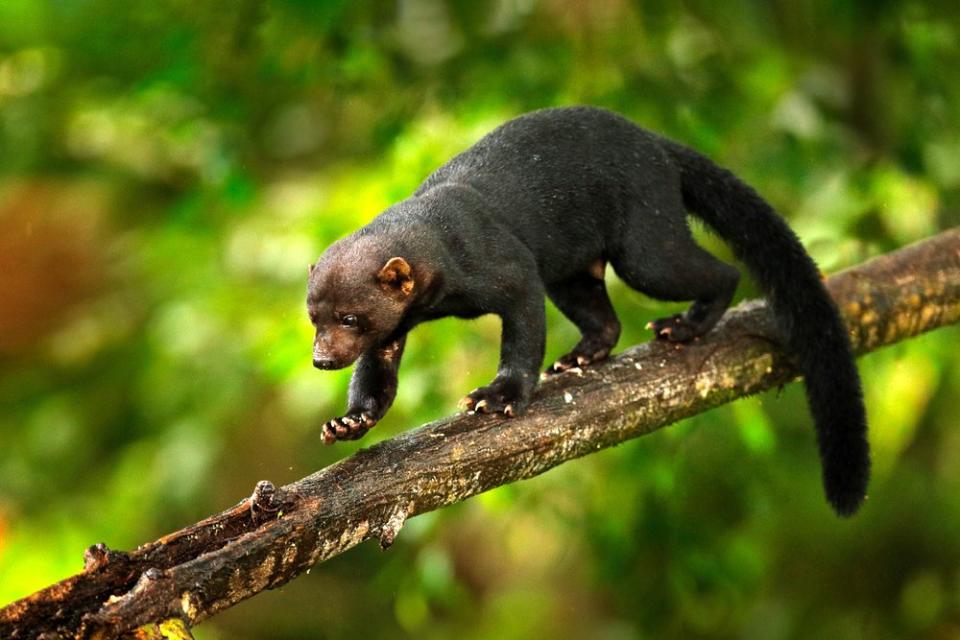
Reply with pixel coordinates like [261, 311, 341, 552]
[2, 1, 959, 638]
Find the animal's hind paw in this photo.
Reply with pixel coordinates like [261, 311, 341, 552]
[647, 314, 699, 343]
[459, 375, 532, 418]
[544, 347, 610, 376]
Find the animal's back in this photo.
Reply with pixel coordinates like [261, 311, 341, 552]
[416, 107, 681, 279]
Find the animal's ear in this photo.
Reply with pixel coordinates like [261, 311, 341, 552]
[308, 263, 315, 275]
[378, 257, 414, 296]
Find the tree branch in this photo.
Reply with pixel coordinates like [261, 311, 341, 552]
[3, 229, 959, 640]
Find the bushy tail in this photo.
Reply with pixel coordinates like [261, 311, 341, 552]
[663, 139, 870, 516]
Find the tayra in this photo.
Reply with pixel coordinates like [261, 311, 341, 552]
[307, 106, 869, 516]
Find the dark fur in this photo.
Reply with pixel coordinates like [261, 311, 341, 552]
[307, 106, 870, 516]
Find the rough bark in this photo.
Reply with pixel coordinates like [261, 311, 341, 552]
[2, 229, 959, 640]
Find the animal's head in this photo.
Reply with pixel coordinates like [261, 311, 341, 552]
[307, 236, 418, 370]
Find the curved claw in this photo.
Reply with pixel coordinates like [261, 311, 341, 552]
[545, 356, 577, 376]
[322, 422, 337, 445]
[551, 360, 571, 373]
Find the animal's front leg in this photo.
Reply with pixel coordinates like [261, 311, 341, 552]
[323, 336, 406, 444]
[461, 293, 546, 417]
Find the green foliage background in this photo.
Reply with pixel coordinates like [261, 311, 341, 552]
[1, 1, 959, 638]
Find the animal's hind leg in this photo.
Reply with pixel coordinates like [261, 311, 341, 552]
[544, 260, 621, 374]
[611, 231, 739, 343]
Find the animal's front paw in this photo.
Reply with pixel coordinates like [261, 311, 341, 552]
[322, 412, 377, 444]
[646, 314, 699, 343]
[458, 376, 532, 418]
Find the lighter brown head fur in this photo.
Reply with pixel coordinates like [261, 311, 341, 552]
[307, 235, 418, 369]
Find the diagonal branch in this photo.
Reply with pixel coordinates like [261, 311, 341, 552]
[2, 229, 959, 640]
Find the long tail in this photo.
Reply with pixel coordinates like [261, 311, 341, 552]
[663, 139, 870, 516]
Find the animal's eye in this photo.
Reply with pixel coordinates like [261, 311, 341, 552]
[340, 314, 359, 328]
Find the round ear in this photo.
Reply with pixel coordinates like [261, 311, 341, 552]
[378, 257, 415, 296]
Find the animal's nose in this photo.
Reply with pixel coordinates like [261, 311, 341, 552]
[313, 357, 336, 370]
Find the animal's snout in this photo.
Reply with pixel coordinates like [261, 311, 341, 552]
[313, 357, 337, 370]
